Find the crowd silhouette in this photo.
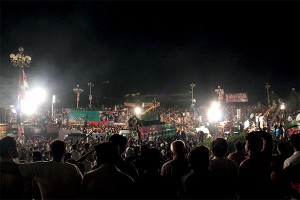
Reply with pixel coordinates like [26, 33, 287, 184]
[1, 129, 299, 199]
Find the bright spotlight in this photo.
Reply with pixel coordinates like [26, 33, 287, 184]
[21, 87, 47, 115]
[280, 103, 285, 110]
[135, 107, 142, 115]
[21, 98, 37, 115]
[31, 87, 47, 104]
[207, 101, 222, 122]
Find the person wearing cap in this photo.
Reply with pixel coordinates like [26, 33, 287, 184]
[108, 134, 139, 181]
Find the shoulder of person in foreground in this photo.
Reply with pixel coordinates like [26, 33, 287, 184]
[18, 160, 83, 179]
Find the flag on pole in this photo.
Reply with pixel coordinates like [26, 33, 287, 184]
[22, 69, 29, 89]
[18, 69, 29, 100]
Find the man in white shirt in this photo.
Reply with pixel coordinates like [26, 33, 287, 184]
[283, 133, 300, 199]
[284, 133, 300, 169]
[19, 139, 83, 199]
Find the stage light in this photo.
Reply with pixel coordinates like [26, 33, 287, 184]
[31, 87, 47, 104]
[21, 97, 37, 115]
[207, 101, 222, 122]
[21, 87, 47, 115]
[135, 107, 142, 115]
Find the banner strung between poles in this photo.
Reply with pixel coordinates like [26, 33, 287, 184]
[225, 93, 248, 103]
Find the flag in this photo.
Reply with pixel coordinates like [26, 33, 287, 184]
[22, 69, 29, 89]
[18, 69, 29, 100]
[18, 90, 25, 100]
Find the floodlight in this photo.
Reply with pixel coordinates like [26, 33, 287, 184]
[207, 101, 222, 122]
[31, 87, 47, 104]
[21, 87, 47, 115]
[135, 107, 142, 115]
[21, 97, 37, 115]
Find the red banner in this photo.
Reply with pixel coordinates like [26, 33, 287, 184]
[124, 102, 160, 107]
[22, 69, 29, 89]
[225, 93, 248, 103]
[124, 103, 136, 107]
[68, 120, 111, 126]
[138, 124, 161, 136]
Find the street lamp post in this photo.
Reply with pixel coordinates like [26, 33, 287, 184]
[10, 47, 31, 124]
[265, 83, 271, 106]
[73, 85, 83, 109]
[87, 82, 94, 109]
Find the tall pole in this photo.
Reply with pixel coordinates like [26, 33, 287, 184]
[190, 83, 196, 105]
[265, 83, 270, 106]
[87, 82, 94, 109]
[10, 47, 31, 126]
[73, 85, 83, 109]
[217, 86, 220, 102]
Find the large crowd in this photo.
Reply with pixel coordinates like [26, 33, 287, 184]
[1, 128, 300, 199]
[1, 102, 299, 200]
[47, 103, 297, 140]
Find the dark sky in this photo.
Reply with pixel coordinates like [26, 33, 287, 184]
[1, 1, 299, 107]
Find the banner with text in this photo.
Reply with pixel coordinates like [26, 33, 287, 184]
[225, 93, 248, 103]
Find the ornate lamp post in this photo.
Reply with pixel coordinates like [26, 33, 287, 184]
[73, 85, 83, 109]
[265, 83, 271, 106]
[10, 47, 31, 124]
[87, 82, 94, 109]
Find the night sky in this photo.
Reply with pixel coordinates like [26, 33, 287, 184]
[1, 1, 299, 107]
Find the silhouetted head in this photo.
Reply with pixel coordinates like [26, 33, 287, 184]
[245, 131, 264, 156]
[32, 151, 43, 161]
[109, 134, 127, 154]
[188, 145, 210, 170]
[211, 138, 228, 157]
[0, 136, 19, 158]
[94, 141, 120, 165]
[170, 140, 186, 157]
[50, 139, 66, 161]
[235, 141, 244, 151]
[144, 148, 162, 169]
